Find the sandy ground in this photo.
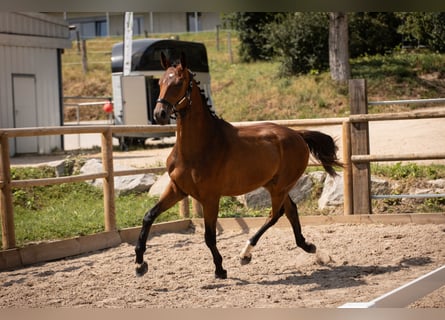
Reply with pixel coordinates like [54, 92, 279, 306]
[1, 223, 444, 308]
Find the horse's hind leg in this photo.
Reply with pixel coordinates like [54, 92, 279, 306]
[239, 193, 286, 265]
[284, 195, 316, 253]
[135, 181, 186, 276]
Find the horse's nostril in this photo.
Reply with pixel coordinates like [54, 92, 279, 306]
[160, 110, 166, 119]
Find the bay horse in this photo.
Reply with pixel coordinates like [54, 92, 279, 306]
[135, 52, 342, 279]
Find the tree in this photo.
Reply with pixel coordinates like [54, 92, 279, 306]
[329, 12, 350, 82]
[396, 12, 445, 52]
[348, 12, 402, 57]
[223, 12, 278, 62]
[266, 12, 329, 76]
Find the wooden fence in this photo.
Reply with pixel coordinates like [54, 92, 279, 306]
[2, 79, 445, 251]
[348, 79, 445, 214]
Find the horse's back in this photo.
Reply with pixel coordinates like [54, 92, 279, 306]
[215, 121, 310, 195]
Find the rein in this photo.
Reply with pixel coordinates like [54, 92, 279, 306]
[156, 72, 194, 119]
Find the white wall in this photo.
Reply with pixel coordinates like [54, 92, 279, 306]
[0, 45, 62, 154]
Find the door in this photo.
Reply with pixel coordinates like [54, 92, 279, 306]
[12, 74, 38, 153]
[121, 75, 149, 125]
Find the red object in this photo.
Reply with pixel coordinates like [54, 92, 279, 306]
[103, 101, 113, 113]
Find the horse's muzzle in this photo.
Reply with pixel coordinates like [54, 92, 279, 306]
[154, 101, 170, 125]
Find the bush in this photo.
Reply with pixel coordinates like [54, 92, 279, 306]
[396, 12, 445, 53]
[349, 12, 403, 58]
[223, 12, 277, 62]
[265, 12, 329, 76]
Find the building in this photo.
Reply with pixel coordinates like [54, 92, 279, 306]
[56, 12, 222, 40]
[0, 12, 71, 155]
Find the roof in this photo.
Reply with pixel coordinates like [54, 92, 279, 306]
[111, 38, 209, 73]
[0, 12, 70, 49]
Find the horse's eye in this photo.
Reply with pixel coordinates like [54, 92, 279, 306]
[173, 78, 183, 88]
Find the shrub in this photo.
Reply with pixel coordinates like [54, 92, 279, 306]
[265, 12, 329, 76]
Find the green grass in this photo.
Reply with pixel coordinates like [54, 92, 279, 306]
[371, 162, 445, 180]
[4, 167, 181, 247]
[4, 166, 269, 247]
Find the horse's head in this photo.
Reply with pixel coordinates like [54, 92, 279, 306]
[154, 52, 193, 125]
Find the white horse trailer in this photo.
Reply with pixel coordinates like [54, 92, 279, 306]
[111, 38, 213, 149]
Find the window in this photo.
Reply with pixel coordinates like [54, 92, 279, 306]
[186, 12, 202, 32]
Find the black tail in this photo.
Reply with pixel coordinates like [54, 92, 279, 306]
[299, 130, 343, 177]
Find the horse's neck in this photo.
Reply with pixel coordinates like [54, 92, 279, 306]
[175, 85, 218, 158]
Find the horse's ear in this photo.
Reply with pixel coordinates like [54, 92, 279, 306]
[180, 51, 187, 70]
[160, 52, 170, 69]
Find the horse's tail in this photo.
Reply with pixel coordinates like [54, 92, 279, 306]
[299, 130, 343, 177]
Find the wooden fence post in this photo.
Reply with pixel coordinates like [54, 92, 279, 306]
[227, 32, 233, 64]
[0, 134, 16, 249]
[179, 197, 190, 218]
[349, 79, 372, 214]
[342, 120, 353, 215]
[192, 197, 203, 218]
[81, 39, 88, 74]
[101, 128, 116, 231]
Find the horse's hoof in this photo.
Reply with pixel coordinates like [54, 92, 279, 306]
[135, 261, 148, 277]
[240, 255, 252, 265]
[215, 269, 227, 279]
[306, 243, 317, 254]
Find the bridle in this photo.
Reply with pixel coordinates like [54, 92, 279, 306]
[156, 71, 194, 119]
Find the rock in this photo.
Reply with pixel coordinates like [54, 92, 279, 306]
[80, 159, 157, 195]
[114, 173, 157, 196]
[371, 176, 391, 196]
[80, 159, 103, 188]
[318, 172, 344, 209]
[148, 172, 171, 197]
[308, 171, 326, 184]
[289, 174, 313, 203]
[236, 174, 313, 210]
[46, 159, 67, 177]
[427, 178, 445, 189]
[236, 187, 270, 210]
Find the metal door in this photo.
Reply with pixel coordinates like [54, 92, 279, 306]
[12, 74, 38, 153]
[121, 75, 149, 125]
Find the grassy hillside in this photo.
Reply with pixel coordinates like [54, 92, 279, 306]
[62, 31, 445, 122]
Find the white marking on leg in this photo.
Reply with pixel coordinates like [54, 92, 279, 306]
[240, 240, 253, 259]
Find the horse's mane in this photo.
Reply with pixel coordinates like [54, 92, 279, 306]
[198, 87, 219, 120]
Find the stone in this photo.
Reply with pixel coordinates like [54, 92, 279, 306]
[236, 187, 270, 210]
[289, 174, 313, 203]
[236, 174, 314, 210]
[427, 179, 445, 189]
[308, 171, 327, 184]
[148, 172, 171, 197]
[371, 176, 391, 196]
[318, 172, 344, 209]
[80, 159, 157, 195]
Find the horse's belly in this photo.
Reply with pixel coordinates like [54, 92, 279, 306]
[219, 155, 279, 196]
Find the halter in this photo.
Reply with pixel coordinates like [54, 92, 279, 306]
[156, 71, 194, 119]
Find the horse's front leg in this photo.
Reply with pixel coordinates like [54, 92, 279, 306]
[135, 181, 186, 276]
[202, 198, 227, 279]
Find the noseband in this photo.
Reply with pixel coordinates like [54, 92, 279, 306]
[156, 72, 194, 119]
